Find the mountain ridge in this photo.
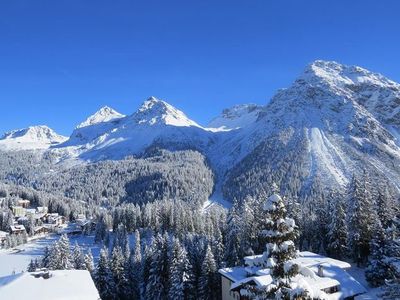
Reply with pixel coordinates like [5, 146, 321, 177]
[1, 60, 399, 202]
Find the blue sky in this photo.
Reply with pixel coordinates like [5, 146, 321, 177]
[1, 0, 399, 136]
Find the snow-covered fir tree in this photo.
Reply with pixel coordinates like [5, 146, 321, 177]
[199, 244, 218, 300]
[111, 245, 128, 299]
[95, 247, 115, 300]
[244, 193, 302, 299]
[365, 220, 390, 287]
[72, 242, 86, 270]
[326, 197, 348, 259]
[347, 173, 375, 265]
[145, 233, 170, 299]
[84, 249, 95, 274]
[224, 199, 242, 266]
[47, 234, 72, 270]
[168, 237, 193, 300]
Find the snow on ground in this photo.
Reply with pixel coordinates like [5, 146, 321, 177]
[0, 234, 101, 277]
[347, 264, 383, 300]
[0, 270, 99, 300]
[202, 189, 232, 211]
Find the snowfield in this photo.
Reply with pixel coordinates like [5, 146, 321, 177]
[0, 235, 101, 277]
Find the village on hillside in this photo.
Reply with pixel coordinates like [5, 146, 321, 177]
[0, 198, 95, 250]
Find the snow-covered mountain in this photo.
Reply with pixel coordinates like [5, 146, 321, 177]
[207, 104, 263, 130]
[222, 60, 400, 200]
[76, 106, 125, 129]
[55, 97, 211, 160]
[1, 60, 400, 201]
[0, 125, 67, 150]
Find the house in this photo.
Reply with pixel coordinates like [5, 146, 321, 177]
[11, 206, 26, 217]
[0, 270, 100, 300]
[17, 199, 30, 208]
[36, 206, 48, 214]
[219, 251, 367, 300]
[10, 224, 26, 236]
[46, 213, 66, 226]
[33, 226, 49, 236]
[0, 231, 9, 248]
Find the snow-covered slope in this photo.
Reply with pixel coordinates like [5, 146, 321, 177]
[60, 106, 125, 147]
[208, 104, 263, 130]
[55, 97, 211, 160]
[223, 60, 400, 200]
[0, 126, 67, 150]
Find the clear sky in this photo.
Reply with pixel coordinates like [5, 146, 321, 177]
[1, 0, 399, 136]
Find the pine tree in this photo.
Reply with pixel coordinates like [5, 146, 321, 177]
[224, 200, 242, 266]
[72, 242, 86, 270]
[41, 246, 50, 268]
[126, 229, 142, 299]
[95, 247, 115, 300]
[58, 234, 73, 270]
[145, 233, 170, 299]
[347, 173, 375, 265]
[84, 249, 95, 274]
[365, 221, 390, 287]
[376, 189, 396, 229]
[199, 245, 218, 300]
[168, 237, 194, 300]
[111, 246, 128, 299]
[27, 259, 37, 272]
[245, 193, 301, 299]
[326, 197, 348, 258]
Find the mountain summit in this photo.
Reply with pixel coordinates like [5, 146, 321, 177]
[76, 106, 125, 129]
[0, 125, 67, 150]
[132, 97, 201, 127]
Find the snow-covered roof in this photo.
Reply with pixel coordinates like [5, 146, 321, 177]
[223, 251, 365, 300]
[0, 270, 100, 300]
[293, 251, 351, 269]
[308, 264, 367, 299]
[0, 231, 8, 238]
[10, 225, 25, 232]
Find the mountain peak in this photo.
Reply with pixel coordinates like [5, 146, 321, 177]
[208, 103, 263, 130]
[134, 97, 200, 127]
[77, 106, 125, 129]
[0, 125, 67, 150]
[301, 60, 398, 89]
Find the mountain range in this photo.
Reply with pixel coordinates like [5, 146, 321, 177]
[1, 60, 399, 202]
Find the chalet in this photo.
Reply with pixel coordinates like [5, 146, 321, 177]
[46, 213, 66, 226]
[0, 231, 8, 247]
[33, 226, 49, 236]
[10, 224, 26, 236]
[17, 199, 30, 208]
[219, 251, 367, 300]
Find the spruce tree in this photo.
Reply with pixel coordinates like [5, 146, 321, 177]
[168, 237, 194, 300]
[72, 242, 86, 270]
[365, 221, 390, 287]
[347, 173, 375, 265]
[245, 193, 302, 299]
[224, 200, 242, 266]
[111, 246, 128, 299]
[84, 249, 95, 274]
[326, 197, 348, 258]
[95, 247, 115, 300]
[199, 245, 218, 300]
[145, 233, 170, 299]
